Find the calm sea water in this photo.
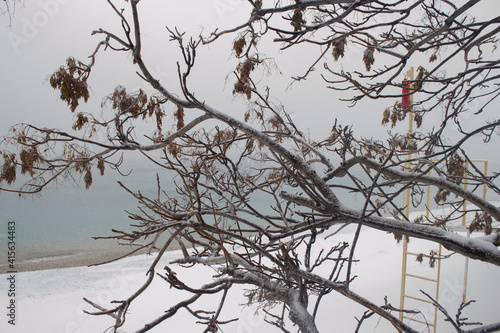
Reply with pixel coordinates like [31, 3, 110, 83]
[1, 162, 498, 262]
[0, 164, 355, 261]
[0, 167, 166, 261]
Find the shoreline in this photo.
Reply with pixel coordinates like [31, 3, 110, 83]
[1, 233, 183, 274]
[0, 247, 155, 273]
[3, 200, 499, 274]
[0, 237, 180, 273]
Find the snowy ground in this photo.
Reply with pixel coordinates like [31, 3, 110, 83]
[1, 216, 500, 332]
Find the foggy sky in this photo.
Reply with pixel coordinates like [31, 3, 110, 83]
[1, 0, 499, 163]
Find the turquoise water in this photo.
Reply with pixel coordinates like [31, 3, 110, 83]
[0, 164, 354, 261]
[0, 164, 304, 261]
[0, 166, 170, 261]
[1, 162, 498, 262]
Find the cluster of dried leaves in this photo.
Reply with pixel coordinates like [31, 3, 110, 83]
[0, 153, 16, 185]
[49, 57, 90, 112]
[363, 47, 375, 71]
[469, 212, 493, 235]
[435, 154, 466, 205]
[415, 250, 438, 268]
[233, 58, 257, 99]
[331, 37, 347, 61]
[291, 8, 306, 32]
[233, 37, 247, 58]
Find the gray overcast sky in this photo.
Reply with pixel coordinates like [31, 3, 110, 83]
[1, 1, 499, 163]
[0, 1, 383, 140]
[0, 1, 250, 129]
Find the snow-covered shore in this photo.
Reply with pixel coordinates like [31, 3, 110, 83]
[1, 223, 499, 333]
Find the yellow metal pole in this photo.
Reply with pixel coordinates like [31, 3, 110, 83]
[434, 244, 442, 333]
[462, 161, 469, 304]
[399, 66, 414, 323]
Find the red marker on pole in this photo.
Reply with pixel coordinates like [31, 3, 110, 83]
[402, 78, 411, 112]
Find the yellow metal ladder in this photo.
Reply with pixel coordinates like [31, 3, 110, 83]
[399, 203, 442, 332]
[398, 160, 488, 332]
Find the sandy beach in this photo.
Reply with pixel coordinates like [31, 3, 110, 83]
[0, 248, 149, 273]
[0, 234, 179, 273]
